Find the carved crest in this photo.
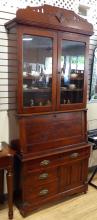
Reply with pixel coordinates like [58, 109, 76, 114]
[5, 4, 93, 36]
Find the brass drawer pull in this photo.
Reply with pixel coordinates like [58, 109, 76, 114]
[39, 173, 48, 180]
[40, 160, 50, 166]
[70, 152, 79, 158]
[39, 189, 48, 196]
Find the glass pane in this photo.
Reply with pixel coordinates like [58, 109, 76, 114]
[60, 40, 85, 104]
[22, 34, 52, 107]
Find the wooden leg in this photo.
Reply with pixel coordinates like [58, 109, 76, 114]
[6, 169, 13, 219]
[0, 170, 4, 203]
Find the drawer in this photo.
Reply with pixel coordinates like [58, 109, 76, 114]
[24, 180, 58, 203]
[23, 168, 58, 188]
[25, 146, 90, 172]
[62, 146, 90, 164]
[26, 154, 62, 172]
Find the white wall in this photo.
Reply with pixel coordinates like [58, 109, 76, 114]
[87, 102, 97, 130]
[0, 111, 9, 143]
[0, 111, 19, 143]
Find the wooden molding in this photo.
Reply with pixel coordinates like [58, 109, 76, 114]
[5, 4, 93, 36]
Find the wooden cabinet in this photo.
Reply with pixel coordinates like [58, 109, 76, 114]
[5, 4, 93, 217]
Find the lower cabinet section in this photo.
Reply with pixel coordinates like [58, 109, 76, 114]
[14, 145, 90, 217]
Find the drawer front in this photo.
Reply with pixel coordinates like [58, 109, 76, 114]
[62, 146, 90, 164]
[24, 180, 58, 204]
[26, 154, 62, 172]
[23, 168, 58, 188]
[26, 146, 90, 172]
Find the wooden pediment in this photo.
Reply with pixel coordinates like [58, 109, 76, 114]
[5, 4, 93, 36]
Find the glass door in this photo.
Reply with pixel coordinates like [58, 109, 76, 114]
[18, 27, 57, 113]
[57, 33, 87, 110]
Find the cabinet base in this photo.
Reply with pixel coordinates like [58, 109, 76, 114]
[15, 184, 88, 217]
[13, 145, 90, 217]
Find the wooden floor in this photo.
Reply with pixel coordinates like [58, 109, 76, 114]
[1, 181, 97, 220]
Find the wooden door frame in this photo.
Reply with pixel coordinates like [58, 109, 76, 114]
[56, 31, 89, 111]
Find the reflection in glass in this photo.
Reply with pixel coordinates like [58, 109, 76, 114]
[22, 35, 52, 107]
[90, 48, 97, 100]
[60, 40, 85, 104]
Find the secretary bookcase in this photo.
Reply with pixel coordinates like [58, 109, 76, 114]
[5, 5, 93, 216]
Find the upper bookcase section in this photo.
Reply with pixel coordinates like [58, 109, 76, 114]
[5, 4, 93, 36]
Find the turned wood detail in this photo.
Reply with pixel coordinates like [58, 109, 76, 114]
[6, 168, 13, 220]
[0, 143, 15, 219]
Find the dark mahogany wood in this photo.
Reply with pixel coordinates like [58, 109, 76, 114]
[14, 144, 90, 217]
[5, 4, 93, 217]
[0, 142, 15, 219]
[17, 110, 87, 154]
